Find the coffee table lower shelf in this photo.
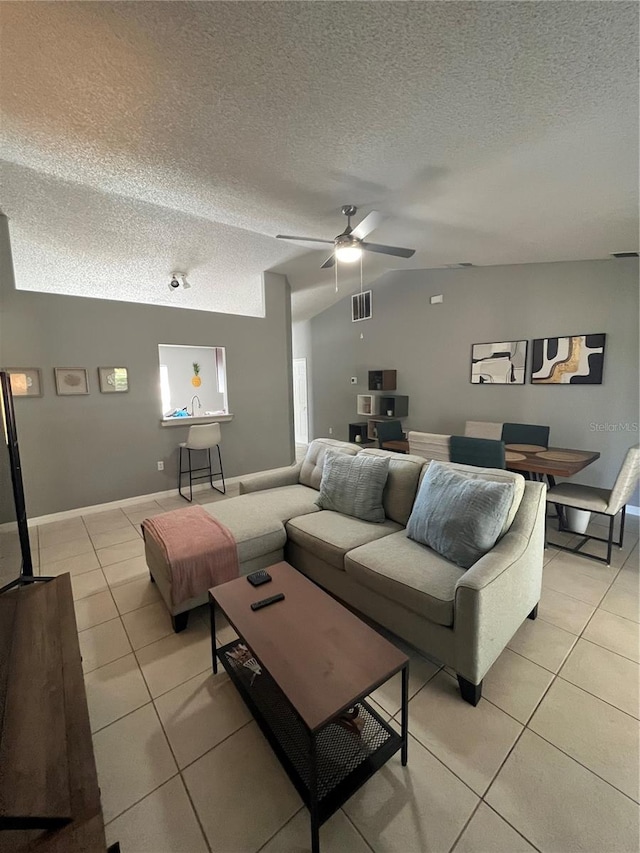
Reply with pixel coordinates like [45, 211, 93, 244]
[217, 639, 403, 840]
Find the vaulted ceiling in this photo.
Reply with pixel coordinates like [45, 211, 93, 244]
[1, 2, 637, 320]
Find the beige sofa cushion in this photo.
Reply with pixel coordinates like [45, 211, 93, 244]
[286, 511, 402, 570]
[202, 498, 285, 562]
[358, 449, 425, 525]
[299, 438, 358, 490]
[436, 461, 525, 538]
[345, 530, 465, 626]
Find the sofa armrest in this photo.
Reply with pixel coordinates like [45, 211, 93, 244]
[238, 463, 303, 494]
[452, 481, 546, 684]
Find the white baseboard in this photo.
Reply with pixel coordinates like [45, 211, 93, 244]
[11, 478, 242, 530]
[627, 505, 640, 516]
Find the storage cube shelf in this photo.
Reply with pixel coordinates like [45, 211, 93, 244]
[356, 394, 379, 416]
[368, 370, 397, 391]
[348, 423, 375, 444]
[379, 396, 409, 418]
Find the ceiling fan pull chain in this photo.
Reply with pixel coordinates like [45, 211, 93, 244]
[360, 253, 364, 340]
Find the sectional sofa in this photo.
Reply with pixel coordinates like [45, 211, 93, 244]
[145, 438, 546, 705]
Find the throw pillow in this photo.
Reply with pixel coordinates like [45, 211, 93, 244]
[316, 452, 390, 523]
[406, 460, 515, 568]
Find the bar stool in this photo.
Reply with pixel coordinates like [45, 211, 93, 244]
[178, 423, 226, 502]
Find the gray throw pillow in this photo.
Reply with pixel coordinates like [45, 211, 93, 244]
[406, 460, 515, 568]
[316, 452, 390, 523]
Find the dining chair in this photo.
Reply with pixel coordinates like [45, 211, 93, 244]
[464, 420, 503, 440]
[449, 435, 506, 469]
[178, 423, 226, 501]
[407, 431, 451, 463]
[546, 445, 639, 565]
[375, 419, 405, 450]
[501, 423, 550, 449]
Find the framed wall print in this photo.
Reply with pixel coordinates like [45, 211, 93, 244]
[98, 367, 129, 393]
[531, 334, 606, 384]
[470, 340, 528, 384]
[3, 368, 43, 397]
[54, 367, 89, 395]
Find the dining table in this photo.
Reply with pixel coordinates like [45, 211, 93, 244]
[379, 440, 600, 488]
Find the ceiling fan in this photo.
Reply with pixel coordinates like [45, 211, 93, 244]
[276, 204, 416, 268]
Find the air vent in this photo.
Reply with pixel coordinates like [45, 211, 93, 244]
[611, 252, 639, 258]
[458, 262, 474, 267]
[352, 290, 372, 322]
[443, 262, 474, 268]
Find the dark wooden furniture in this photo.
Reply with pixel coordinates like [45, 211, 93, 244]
[209, 562, 409, 853]
[348, 422, 376, 445]
[504, 446, 600, 481]
[0, 575, 109, 852]
[379, 395, 409, 418]
[381, 439, 410, 454]
[368, 370, 396, 391]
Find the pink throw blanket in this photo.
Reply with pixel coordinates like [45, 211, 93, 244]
[143, 507, 239, 607]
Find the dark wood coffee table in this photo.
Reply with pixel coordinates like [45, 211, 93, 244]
[209, 561, 409, 853]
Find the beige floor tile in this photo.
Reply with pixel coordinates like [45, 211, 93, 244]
[111, 574, 162, 614]
[559, 639, 640, 718]
[38, 518, 87, 547]
[122, 600, 174, 650]
[123, 500, 166, 516]
[406, 672, 522, 795]
[486, 730, 640, 853]
[78, 617, 132, 673]
[83, 509, 130, 534]
[530, 678, 640, 801]
[537, 586, 595, 634]
[44, 550, 100, 577]
[453, 802, 535, 853]
[369, 654, 440, 717]
[600, 576, 640, 622]
[103, 555, 149, 588]
[105, 775, 208, 852]
[124, 506, 165, 526]
[70, 568, 108, 600]
[39, 534, 93, 566]
[543, 545, 561, 565]
[90, 525, 139, 550]
[583, 608, 640, 662]
[84, 653, 151, 733]
[135, 619, 212, 698]
[506, 617, 577, 673]
[156, 496, 191, 512]
[93, 704, 177, 823]
[543, 555, 613, 605]
[261, 808, 371, 853]
[344, 731, 478, 853]
[74, 590, 118, 632]
[183, 722, 301, 852]
[482, 648, 554, 724]
[154, 669, 252, 768]
[97, 537, 145, 567]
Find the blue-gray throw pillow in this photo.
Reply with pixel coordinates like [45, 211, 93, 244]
[316, 451, 390, 523]
[406, 460, 515, 568]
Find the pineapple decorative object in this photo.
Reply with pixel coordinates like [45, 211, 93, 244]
[191, 363, 202, 387]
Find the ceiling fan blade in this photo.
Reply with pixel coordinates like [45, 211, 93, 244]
[361, 241, 416, 259]
[320, 254, 336, 269]
[275, 235, 334, 244]
[352, 210, 385, 240]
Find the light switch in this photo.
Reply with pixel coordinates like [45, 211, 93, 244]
[430, 294, 443, 304]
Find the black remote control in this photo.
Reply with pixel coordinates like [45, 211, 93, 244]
[247, 570, 272, 587]
[251, 593, 285, 611]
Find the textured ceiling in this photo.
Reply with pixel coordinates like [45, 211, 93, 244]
[1, 2, 638, 320]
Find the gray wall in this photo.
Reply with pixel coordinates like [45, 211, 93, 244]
[0, 216, 294, 517]
[308, 259, 639, 502]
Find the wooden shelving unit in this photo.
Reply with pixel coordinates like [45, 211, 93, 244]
[368, 370, 396, 391]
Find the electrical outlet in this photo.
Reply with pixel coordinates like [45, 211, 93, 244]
[328, 427, 333, 435]
[351, 377, 357, 384]
[157, 461, 164, 471]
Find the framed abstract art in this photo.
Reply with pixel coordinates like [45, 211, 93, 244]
[531, 334, 606, 384]
[470, 340, 527, 384]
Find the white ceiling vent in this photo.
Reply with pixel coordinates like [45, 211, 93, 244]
[352, 290, 372, 322]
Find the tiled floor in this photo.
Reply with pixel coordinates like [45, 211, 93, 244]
[30, 494, 639, 853]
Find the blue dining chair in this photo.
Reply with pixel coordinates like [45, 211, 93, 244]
[501, 423, 550, 448]
[449, 436, 506, 469]
[376, 420, 405, 449]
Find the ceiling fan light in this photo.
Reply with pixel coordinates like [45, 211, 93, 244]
[335, 245, 362, 263]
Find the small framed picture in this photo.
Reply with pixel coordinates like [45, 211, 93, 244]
[98, 367, 129, 393]
[3, 368, 43, 397]
[54, 367, 89, 396]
